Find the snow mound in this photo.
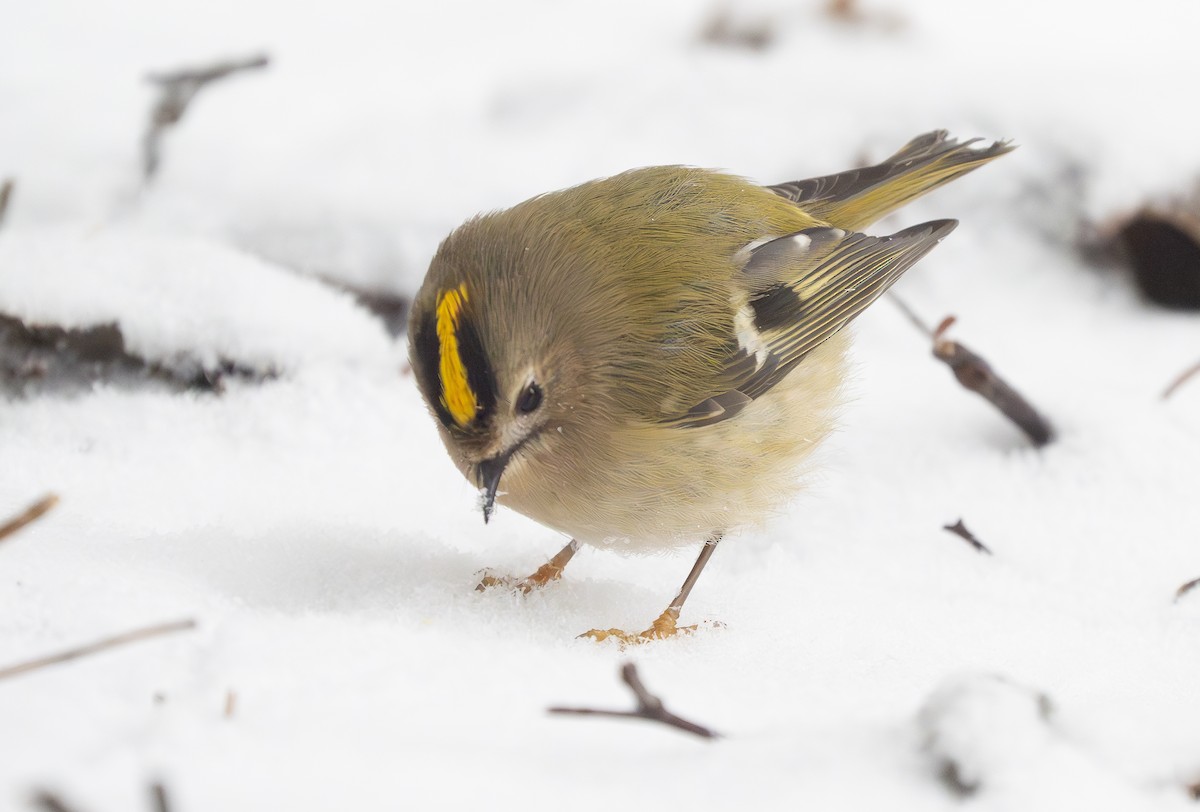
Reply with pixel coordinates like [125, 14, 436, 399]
[0, 224, 397, 376]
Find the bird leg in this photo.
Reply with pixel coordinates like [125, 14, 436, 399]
[476, 538, 579, 593]
[583, 534, 723, 645]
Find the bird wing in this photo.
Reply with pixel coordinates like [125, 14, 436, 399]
[769, 130, 1013, 231]
[665, 219, 957, 428]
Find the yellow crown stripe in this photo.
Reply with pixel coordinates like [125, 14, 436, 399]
[435, 283, 478, 427]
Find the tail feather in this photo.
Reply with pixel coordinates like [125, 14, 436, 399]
[770, 130, 1014, 231]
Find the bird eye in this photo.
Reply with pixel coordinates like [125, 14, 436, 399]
[516, 382, 543, 414]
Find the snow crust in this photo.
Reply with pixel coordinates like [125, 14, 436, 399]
[0, 226, 397, 373]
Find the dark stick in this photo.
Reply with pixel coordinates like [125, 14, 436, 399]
[827, 0, 859, 19]
[0, 178, 13, 229]
[150, 783, 170, 812]
[548, 662, 719, 739]
[31, 792, 83, 812]
[889, 292, 936, 335]
[1163, 359, 1200, 400]
[0, 619, 196, 681]
[0, 494, 59, 546]
[943, 519, 992, 555]
[1176, 577, 1200, 602]
[142, 53, 270, 181]
[889, 295, 1056, 447]
[145, 54, 270, 87]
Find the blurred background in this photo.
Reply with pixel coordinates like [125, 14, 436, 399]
[4, 0, 1200, 309]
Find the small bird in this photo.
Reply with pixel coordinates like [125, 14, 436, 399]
[408, 130, 1011, 643]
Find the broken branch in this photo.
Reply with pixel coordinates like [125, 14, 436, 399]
[150, 782, 171, 812]
[1162, 359, 1200, 400]
[698, 9, 776, 51]
[889, 295, 1056, 447]
[31, 792, 82, 812]
[142, 53, 269, 181]
[943, 519, 992, 555]
[0, 178, 13, 229]
[145, 54, 270, 88]
[548, 662, 719, 739]
[824, 0, 906, 30]
[1175, 577, 1200, 602]
[0, 493, 59, 546]
[0, 618, 196, 681]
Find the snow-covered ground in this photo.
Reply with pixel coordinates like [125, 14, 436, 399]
[3, 1, 1200, 809]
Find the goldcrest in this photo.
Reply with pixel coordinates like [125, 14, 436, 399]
[408, 130, 1011, 643]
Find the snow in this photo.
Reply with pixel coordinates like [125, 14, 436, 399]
[0, 226, 397, 373]
[2, 0, 1200, 809]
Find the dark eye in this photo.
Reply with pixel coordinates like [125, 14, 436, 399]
[515, 382, 543, 414]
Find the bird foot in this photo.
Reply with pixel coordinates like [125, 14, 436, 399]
[475, 558, 568, 594]
[580, 608, 707, 646]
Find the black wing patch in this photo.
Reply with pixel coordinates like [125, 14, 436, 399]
[749, 283, 806, 333]
[666, 220, 958, 429]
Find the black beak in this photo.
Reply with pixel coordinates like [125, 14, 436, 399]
[476, 452, 510, 524]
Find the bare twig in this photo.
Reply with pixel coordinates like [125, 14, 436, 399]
[0, 619, 196, 681]
[142, 53, 269, 181]
[889, 295, 1056, 447]
[1163, 359, 1200, 400]
[699, 9, 775, 51]
[943, 519, 992, 555]
[824, 0, 906, 30]
[0, 178, 13, 229]
[31, 791, 83, 812]
[1176, 577, 1200, 602]
[549, 662, 719, 739]
[889, 291, 936, 336]
[224, 689, 237, 718]
[826, 0, 859, 19]
[0, 493, 59, 546]
[932, 323, 1056, 447]
[150, 782, 170, 812]
[145, 54, 270, 87]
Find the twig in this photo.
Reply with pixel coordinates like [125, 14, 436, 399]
[224, 689, 237, 718]
[1162, 359, 1200, 400]
[145, 54, 270, 87]
[31, 791, 83, 812]
[142, 53, 269, 181]
[943, 519, 992, 555]
[699, 9, 775, 51]
[888, 295, 1055, 447]
[0, 178, 13, 229]
[1176, 577, 1200, 602]
[548, 662, 719, 739]
[0, 619, 196, 681]
[932, 320, 1056, 447]
[826, 0, 859, 19]
[0, 493, 59, 546]
[150, 782, 170, 812]
[824, 0, 906, 30]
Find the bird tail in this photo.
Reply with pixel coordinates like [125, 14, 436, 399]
[769, 130, 1014, 231]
